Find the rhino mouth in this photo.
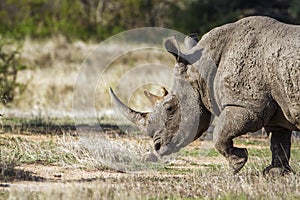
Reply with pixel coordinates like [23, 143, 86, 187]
[154, 139, 181, 156]
[156, 143, 180, 156]
[154, 132, 194, 156]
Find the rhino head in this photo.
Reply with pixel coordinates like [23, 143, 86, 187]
[110, 35, 211, 156]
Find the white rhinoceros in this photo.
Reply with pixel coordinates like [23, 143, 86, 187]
[110, 16, 300, 174]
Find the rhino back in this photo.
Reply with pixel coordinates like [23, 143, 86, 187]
[198, 16, 300, 125]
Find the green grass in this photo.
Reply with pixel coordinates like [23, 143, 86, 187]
[0, 192, 9, 200]
[235, 138, 268, 146]
[248, 148, 271, 157]
[179, 147, 220, 158]
[291, 148, 300, 160]
[179, 148, 200, 157]
[205, 148, 220, 157]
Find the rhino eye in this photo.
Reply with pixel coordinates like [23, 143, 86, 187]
[164, 103, 175, 113]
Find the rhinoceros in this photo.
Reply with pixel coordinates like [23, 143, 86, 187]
[110, 16, 300, 174]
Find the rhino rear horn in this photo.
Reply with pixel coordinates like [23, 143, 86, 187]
[109, 88, 149, 131]
[144, 91, 162, 105]
[144, 87, 168, 106]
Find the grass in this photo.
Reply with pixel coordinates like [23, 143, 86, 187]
[234, 137, 269, 146]
[0, 119, 299, 199]
[0, 140, 22, 181]
[0, 116, 165, 172]
[5, 167, 300, 200]
[180, 147, 220, 158]
[0, 116, 299, 199]
[0, 116, 76, 135]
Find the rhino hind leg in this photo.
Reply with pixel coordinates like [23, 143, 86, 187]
[263, 127, 293, 176]
[214, 106, 266, 174]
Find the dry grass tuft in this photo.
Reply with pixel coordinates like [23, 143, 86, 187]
[0, 130, 158, 172]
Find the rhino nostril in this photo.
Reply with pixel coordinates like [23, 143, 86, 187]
[154, 142, 161, 151]
[153, 134, 161, 151]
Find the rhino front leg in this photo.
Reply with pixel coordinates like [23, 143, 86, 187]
[263, 127, 293, 175]
[214, 106, 264, 173]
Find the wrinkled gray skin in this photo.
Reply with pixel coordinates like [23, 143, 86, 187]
[110, 16, 300, 174]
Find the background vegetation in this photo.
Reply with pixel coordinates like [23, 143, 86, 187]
[0, 0, 299, 41]
[0, 0, 299, 109]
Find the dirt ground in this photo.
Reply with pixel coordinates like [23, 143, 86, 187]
[0, 129, 299, 199]
[0, 135, 227, 191]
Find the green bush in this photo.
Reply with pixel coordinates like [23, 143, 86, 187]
[0, 0, 299, 41]
[0, 39, 26, 105]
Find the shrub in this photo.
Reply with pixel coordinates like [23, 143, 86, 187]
[0, 39, 27, 105]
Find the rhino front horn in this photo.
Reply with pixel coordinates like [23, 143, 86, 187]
[109, 88, 149, 131]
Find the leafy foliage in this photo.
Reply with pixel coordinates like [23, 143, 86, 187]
[0, 39, 26, 105]
[0, 0, 299, 41]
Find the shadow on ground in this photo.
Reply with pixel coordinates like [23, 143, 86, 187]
[0, 119, 139, 136]
[0, 167, 45, 182]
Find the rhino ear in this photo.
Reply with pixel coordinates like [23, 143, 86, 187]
[165, 35, 203, 65]
[164, 36, 189, 64]
[184, 33, 199, 50]
[164, 36, 180, 59]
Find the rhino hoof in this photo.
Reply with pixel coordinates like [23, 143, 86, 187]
[228, 148, 248, 174]
[143, 152, 159, 162]
[263, 165, 294, 177]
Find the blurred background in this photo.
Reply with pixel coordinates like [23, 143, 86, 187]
[1, 0, 299, 40]
[0, 0, 299, 119]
